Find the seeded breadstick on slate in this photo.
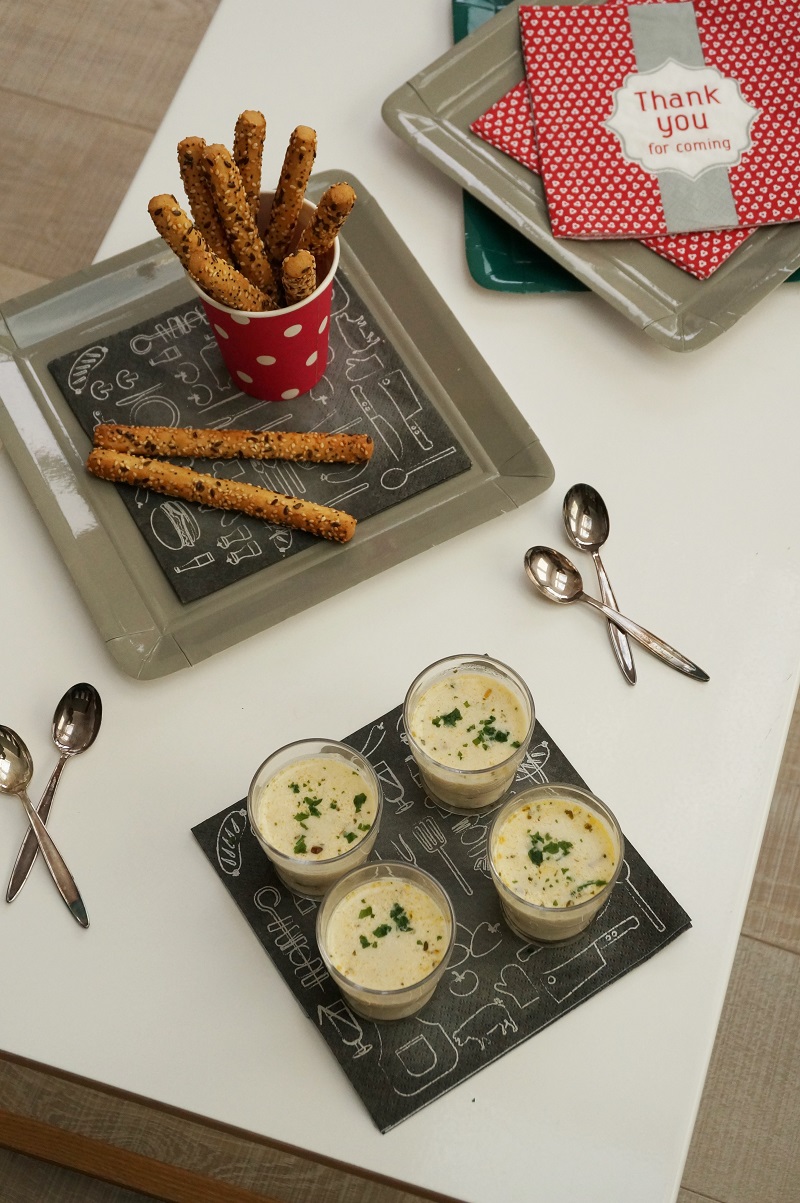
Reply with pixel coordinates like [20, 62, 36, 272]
[203, 142, 279, 302]
[86, 449, 357, 543]
[177, 136, 232, 262]
[147, 195, 208, 270]
[264, 125, 317, 264]
[281, 249, 317, 306]
[233, 110, 266, 225]
[187, 248, 273, 312]
[93, 424, 374, 463]
[298, 183, 356, 256]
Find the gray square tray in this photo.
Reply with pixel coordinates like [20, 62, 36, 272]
[0, 171, 553, 680]
[381, 0, 800, 351]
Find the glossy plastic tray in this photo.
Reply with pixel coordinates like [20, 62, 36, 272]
[0, 171, 553, 680]
[383, 0, 800, 349]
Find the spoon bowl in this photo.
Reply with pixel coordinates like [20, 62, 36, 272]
[563, 482, 611, 555]
[524, 546, 584, 603]
[0, 726, 34, 796]
[52, 683, 102, 757]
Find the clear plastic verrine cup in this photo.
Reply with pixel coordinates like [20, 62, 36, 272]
[247, 738, 382, 898]
[403, 653, 535, 814]
[316, 861, 456, 1020]
[489, 782, 625, 944]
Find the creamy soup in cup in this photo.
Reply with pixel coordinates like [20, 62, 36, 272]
[316, 862, 455, 1020]
[403, 654, 534, 813]
[489, 783, 624, 943]
[247, 739, 382, 898]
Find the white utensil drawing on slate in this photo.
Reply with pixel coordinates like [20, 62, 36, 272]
[317, 999, 372, 1059]
[174, 552, 214, 573]
[453, 999, 518, 1051]
[621, 860, 666, 931]
[391, 833, 417, 865]
[215, 806, 248, 877]
[378, 369, 434, 450]
[371, 761, 410, 813]
[216, 524, 253, 549]
[253, 886, 328, 989]
[541, 915, 640, 1003]
[413, 817, 473, 896]
[346, 351, 385, 381]
[516, 738, 551, 785]
[226, 539, 262, 565]
[378, 1021, 459, 1097]
[351, 384, 404, 459]
[151, 501, 201, 550]
[493, 962, 540, 1010]
[381, 446, 457, 491]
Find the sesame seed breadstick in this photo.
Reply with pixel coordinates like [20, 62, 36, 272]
[177, 136, 232, 262]
[281, 249, 317, 305]
[233, 110, 266, 225]
[147, 194, 208, 270]
[298, 183, 356, 256]
[203, 142, 279, 302]
[86, 449, 357, 543]
[264, 125, 317, 264]
[93, 425, 374, 464]
[187, 248, 274, 312]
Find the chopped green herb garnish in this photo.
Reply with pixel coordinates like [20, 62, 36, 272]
[432, 707, 462, 728]
[357, 822, 371, 832]
[294, 811, 309, 827]
[293, 835, 307, 855]
[353, 792, 367, 813]
[329, 801, 338, 810]
[343, 831, 358, 844]
[470, 714, 512, 749]
[359, 906, 374, 919]
[288, 783, 300, 793]
[390, 902, 413, 932]
[304, 796, 322, 817]
[359, 935, 371, 948]
[529, 848, 544, 866]
[373, 924, 392, 938]
[571, 879, 608, 896]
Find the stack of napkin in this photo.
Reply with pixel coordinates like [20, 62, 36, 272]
[471, 0, 800, 279]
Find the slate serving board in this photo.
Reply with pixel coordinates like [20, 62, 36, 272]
[193, 703, 691, 1132]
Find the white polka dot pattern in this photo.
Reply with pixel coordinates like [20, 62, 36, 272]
[471, 75, 753, 279]
[518, 0, 800, 240]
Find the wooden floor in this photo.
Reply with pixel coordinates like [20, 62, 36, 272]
[0, 3, 798, 1201]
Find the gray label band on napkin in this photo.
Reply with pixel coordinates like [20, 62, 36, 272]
[627, 1, 739, 233]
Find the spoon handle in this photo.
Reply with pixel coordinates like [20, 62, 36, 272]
[592, 551, 636, 685]
[16, 788, 89, 928]
[6, 754, 68, 903]
[581, 595, 709, 682]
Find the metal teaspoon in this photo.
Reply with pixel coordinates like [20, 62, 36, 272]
[6, 683, 101, 903]
[563, 483, 636, 685]
[0, 726, 89, 927]
[523, 546, 710, 682]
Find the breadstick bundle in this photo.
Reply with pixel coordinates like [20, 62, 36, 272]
[148, 112, 356, 314]
[145, 111, 357, 402]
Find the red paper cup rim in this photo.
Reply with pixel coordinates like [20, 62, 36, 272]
[187, 236, 340, 318]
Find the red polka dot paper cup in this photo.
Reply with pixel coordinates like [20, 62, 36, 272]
[188, 193, 339, 402]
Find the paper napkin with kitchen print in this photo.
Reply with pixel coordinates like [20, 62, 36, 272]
[518, 0, 800, 239]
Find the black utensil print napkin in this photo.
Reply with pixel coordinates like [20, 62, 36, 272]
[192, 704, 691, 1131]
[48, 269, 470, 603]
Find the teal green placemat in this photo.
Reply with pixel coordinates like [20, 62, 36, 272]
[453, 0, 800, 293]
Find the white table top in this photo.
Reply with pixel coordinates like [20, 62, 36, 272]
[2, 3, 800, 1201]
